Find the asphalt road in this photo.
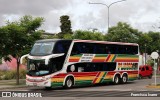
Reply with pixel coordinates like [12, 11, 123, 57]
[0, 77, 160, 100]
[1, 77, 160, 97]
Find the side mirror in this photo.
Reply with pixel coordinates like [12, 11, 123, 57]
[20, 54, 29, 64]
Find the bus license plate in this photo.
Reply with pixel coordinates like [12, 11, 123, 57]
[33, 83, 37, 86]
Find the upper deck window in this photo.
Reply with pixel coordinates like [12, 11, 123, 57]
[30, 42, 55, 56]
[71, 42, 138, 55]
[30, 40, 71, 56]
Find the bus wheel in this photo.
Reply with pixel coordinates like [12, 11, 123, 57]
[64, 77, 73, 88]
[113, 75, 120, 85]
[121, 75, 128, 83]
[45, 87, 52, 90]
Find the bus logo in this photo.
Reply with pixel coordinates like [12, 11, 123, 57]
[2, 92, 11, 97]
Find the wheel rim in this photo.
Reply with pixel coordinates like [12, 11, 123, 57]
[67, 79, 72, 87]
[123, 76, 127, 83]
[115, 76, 119, 83]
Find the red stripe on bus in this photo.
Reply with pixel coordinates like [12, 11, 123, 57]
[105, 54, 111, 62]
[69, 59, 79, 62]
[92, 72, 101, 84]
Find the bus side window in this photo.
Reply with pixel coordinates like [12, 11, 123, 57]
[81, 44, 87, 53]
[109, 46, 115, 54]
[62, 42, 71, 53]
[93, 45, 97, 53]
[132, 46, 138, 54]
[57, 44, 64, 53]
[67, 66, 71, 72]
[71, 44, 79, 55]
[53, 41, 71, 54]
[76, 44, 81, 53]
[125, 46, 130, 54]
[102, 63, 116, 71]
[96, 44, 105, 54]
[78, 67, 84, 72]
[54, 42, 64, 53]
[106, 46, 111, 54]
[86, 43, 94, 54]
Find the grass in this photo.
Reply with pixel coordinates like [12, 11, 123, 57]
[147, 83, 160, 88]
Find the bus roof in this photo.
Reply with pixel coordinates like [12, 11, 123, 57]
[35, 39, 71, 43]
[73, 39, 139, 46]
[35, 39, 138, 46]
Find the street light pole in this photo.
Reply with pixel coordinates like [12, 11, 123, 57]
[89, 0, 126, 32]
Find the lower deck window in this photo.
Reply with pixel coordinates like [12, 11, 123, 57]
[67, 62, 116, 72]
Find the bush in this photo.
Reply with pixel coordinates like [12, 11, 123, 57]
[147, 59, 154, 67]
[0, 69, 26, 80]
[19, 69, 26, 79]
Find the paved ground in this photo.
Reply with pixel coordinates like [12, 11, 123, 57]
[4, 77, 160, 90]
[0, 79, 26, 89]
[1, 77, 160, 92]
[0, 77, 160, 100]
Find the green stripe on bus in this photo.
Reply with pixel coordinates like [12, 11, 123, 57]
[118, 55, 138, 57]
[51, 82, 63, 86]
[100, 72, 107, 83]
[75, 80, 92, 85]
[76, 80, 92, 83]
[112, 55, 117, 62]
[95, 54, 108, 57]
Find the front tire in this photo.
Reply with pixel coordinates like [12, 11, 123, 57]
[64, 77, 73, 88]
[45, 87, 52, 90]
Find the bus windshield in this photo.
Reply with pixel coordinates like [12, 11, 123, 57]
[30, 42, 55, 56]
[27, 59, 60, 76]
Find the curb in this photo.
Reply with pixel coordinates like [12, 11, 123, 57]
[0, 79, 26, 89]
[146, 85, 160, 89]
[0, 85, 28, 90]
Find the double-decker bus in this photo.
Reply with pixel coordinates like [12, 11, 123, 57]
[22, 39, 139, 89]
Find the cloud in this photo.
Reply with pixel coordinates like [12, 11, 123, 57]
[0, 0, 160, 33]
[0, 0, 73, 15]
[70, 0, 160, 31]
[84, 0, 160, 32]
[0, 0, 73, 32]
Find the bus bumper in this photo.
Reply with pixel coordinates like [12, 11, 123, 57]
[26, 76, 51, 87]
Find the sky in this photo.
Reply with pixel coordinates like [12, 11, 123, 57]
[0, 0, 160, 33]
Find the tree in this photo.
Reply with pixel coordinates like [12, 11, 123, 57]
[61, 30, 104, 40]
[59, 15, 72, 38]
[137, 33, 152, 54]
[147, 31, 160, 54]
[72, 30, 104, 40]
[105, 22, 141, 43]
[0, 15, 44, 84]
